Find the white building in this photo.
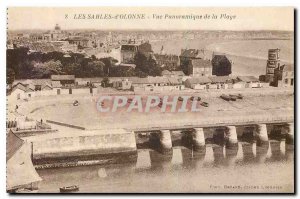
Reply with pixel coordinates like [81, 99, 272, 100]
[236, 76, 262, 88]
[9, 83, 27, 100]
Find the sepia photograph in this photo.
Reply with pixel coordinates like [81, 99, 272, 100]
[6, 7, 294, 193]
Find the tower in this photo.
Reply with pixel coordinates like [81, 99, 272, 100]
[54, 24, 61, 31]
[265, 48, 280, 82]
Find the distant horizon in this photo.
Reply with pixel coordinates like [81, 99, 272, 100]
[7, 28, 294, 32]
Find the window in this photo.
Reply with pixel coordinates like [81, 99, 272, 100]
[291, 78, 294, 86]
[285, 79, 288, 84]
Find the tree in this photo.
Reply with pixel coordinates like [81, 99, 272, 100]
[91, 55, 97, 60]
[134, 52, 161, 76]
[134, 52, 149, 74]
[110, 65, 136, 77]
[31, 60, 63, 78]
[44, 60, 63, 74]
[134, 69, 147, 78]
[6, 47, 29, 79]
[147, 55, 162, 76]
[6, 47, 124, 80]
[100, 57, 118, 76]
[85, 61, 105, 77]
[62, 63, 79, 75]
[6, 68, 15, 84]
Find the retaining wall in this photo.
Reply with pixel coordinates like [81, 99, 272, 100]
[32, 129, 137, 165]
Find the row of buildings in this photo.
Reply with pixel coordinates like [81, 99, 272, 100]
[8, 24, 233, 77]
[120, 41, 232, 77]
[9, 74, 269, 101]
[7, 24, 115, 55]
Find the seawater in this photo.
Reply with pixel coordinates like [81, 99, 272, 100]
[37, 141, 294, 193]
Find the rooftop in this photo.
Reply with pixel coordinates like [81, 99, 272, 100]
[167, 77, 181, 85]
[66, 36, 89, 41]
[51, 81, 62, 88]
[237, 76, 259, 82]
[148, 77, 170, 84]
[42, 83, 53, 90]
[209, 76, 233, 83]
[162, 70, 185, 76]
[154, 54, 178, 59]
[12, 83, 27, 92]
[131, 77, 150, 84]
[26, 84, 35, 92]
[186, 76, 212, 84]
[171, 71, 185, 76]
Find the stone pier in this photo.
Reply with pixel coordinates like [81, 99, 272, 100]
[225, 126, 238, 149]
[32, 129, 138, 167]
[193, 128, 205, 151]
[256, 124, 269, 146]
[286, 123, 294, 145]
[159, 130, 172, 153]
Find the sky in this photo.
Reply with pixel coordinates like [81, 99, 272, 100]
[7, 7, 294, 31]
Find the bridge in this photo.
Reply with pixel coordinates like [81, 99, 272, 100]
[126, 114, 294, 153]
[128, 115, 294, 132]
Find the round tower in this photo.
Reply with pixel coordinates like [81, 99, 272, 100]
[265, 48, 280, 82]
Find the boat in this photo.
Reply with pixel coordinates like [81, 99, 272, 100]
[229, 95, 237, 101]
[59, 185, 79, 193]
[73, 100, 79, 106]
[237, 94, 243, 99]
[201, 102, 209, 107]
[220, 94, 230, 101]
[190, 96, 201, 101]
